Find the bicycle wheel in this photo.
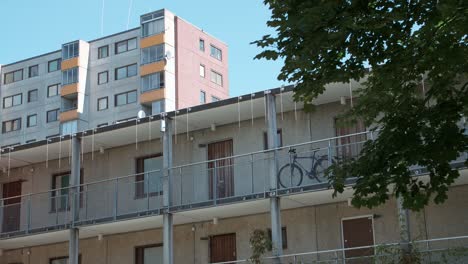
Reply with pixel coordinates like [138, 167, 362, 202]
[310, 157, 329, 182]
[278, 163, 303, 188]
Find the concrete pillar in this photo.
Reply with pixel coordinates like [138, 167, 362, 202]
[162, 116, 174, 264]
[397, 197, 411, 254]
[265, 92, 283, 259]
[69, 136, 81, 264]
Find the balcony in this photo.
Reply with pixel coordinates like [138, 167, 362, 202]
[140, 33, 165, 49]
[140, 88, 165, 104]
[59, 108, 79, 122]
[61, 57, 79, 71]
[0, 132, 466, 241]
[60, 83, 79, 98]
[140, 60, 165, 76]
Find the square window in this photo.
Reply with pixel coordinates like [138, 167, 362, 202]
[98, 45, 109, 59]
[47, 109, 59, 123]
[97, 97, 108, 111]
[98, 71, 108, 85]
[210, 45, 222, 60]
[28, 89, 38, 102]
[29, 65, 39, 78]
[27, 114, 37, 127]
[48, 59, 61, 72]
[48, 84, 59, 97]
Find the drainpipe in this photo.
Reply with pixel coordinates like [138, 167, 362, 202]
[397, 197, 412, 256]
[69, 135, 81, 264]
[162, 114, 174, 264]
[265, 91, 283, 262]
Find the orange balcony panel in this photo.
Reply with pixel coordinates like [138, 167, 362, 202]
[140, 88, 165, 104]
[61, 83, 79, 97]
[59, 109, 79, 122]
[140, 61, 165, 76]
[140, 33, 165, 49]
[62, 57, 79, 71]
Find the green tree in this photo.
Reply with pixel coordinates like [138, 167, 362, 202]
[253, 0, 468, 210]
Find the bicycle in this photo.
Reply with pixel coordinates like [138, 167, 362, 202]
[277, 148, 329, 188]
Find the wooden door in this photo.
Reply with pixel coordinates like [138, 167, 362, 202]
[208, 140, 234, 199]
[210, 233, 236, 263]
[2, 181, 22, 233]
[342, 216, 375, 263]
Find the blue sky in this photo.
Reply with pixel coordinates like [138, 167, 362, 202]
[0, 0, 285, 96]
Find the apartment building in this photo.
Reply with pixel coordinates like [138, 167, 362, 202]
[0, 9, 229, 148]
[0, 83, 467, 263]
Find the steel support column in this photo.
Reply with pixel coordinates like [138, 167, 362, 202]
[162, 115, 174, 264]
[69, 136, 81, 264]
[266, 92, 283, 260]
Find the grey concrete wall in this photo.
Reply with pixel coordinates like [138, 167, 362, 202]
[1, 185, 467, 264]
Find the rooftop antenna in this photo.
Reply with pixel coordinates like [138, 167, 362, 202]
[126, 0, 134, 30]
[100, 0, 105, 36]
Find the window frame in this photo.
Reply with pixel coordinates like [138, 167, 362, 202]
[29, 64, 39, 78]
[200, 90, 206, 104]
[98, 71, 109, 85]
[140, 72, 165, 93]
[62, 67, 79, 85]
[199, 39, 205, 52]
[98, 45, 109, 59]
[199, 64, 205, 78]
[3, 93, 22, 108]
[48, 59, 62, 72]
[210, 45, 222, 60]
[115, 64, 138, 80]
[51, 171, 84, 212]
[141, 17, 164, 38]
[62, 42, 79, 60]
[28, 89, 38, 103]
[135, 153, 163, 198]
[135, 243, 163, 264]
[210, 70, 223, 86]
[114, 90, 137, 106]
[2, 118, 22, 134]
[27, 114, 37, 128]
[263, 129, 283, 150]
[4, 69, 23, 84]
[267, 226, 288, 250]
[46, 109, 60, 123]
[97, 96, 109, 111]
[115, 38, 137, 54]
[141, 44, 165, 65]
[47, 84, 60, 98]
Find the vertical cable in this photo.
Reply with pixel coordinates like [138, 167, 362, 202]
[135, 119, 139, 150]
[7, 150, 11, 178]
[280, 86, 284, 121]
[46, 140, 49, 168]
[238, 96, 242, 129]
[175, 110, 178, 144]
[186, 108, 190, 141]
[92, 129, 95, 161]
[59, 136, 62, 168]
[349, 82, 354, 108]
[251, 94, 255, 126]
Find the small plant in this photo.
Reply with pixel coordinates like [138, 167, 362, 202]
[248, 229, 272, 264]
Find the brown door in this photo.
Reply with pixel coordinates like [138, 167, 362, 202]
[2, 181, 22, 233]
[208, 140, 234, 199]
[335, 118, 366, 159]
[210, 233, 236, 263]
[342, 216, 375, 263]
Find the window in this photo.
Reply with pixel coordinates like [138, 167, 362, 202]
[141, 72, 164, 92]
[141, 44, 164, 65]
[98, 71, 108, 85]
[62, 67, 78, 85]
[48, 84, 60, 97]
[200, 90, 206, 104]
[4, 69, 23, 84]
[28, 89, 38, 102]
[141, 18, 164, 37]
[51, 172, 84, 212]
[199, 39, 205, 51]
[151, 100, 165, 115]
[135, 154, 163, 198]
[3, 93, 22, 108]
[48, 59, 61, 72]
[135, 244, 163, 264]
[263, 129, 283, 150]
[98, 45, 109, 59]
[267, 227, 288, 250]
[115, 38, 137, 54]
[2, 118, 21, 133]
[210, 70, 223, 86]
[115, 90, 137, 106]
[62, 42, 79, 60]
[211, 96, 220, 102]
[210, 45, 222, 60]
[335, 118, 366, 159]
[27, 114, 37, 127]
[199, 64, 205, 77]
[115, 64, 137, 80]
[47, 109, 60, 123]
[29, 65, 39, 78]
[97, 97, 108, 111]
[61, 120, 78, 135]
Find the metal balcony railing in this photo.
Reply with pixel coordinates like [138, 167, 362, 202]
[0, 131, 466, 238]
[211, 235, 468, 264]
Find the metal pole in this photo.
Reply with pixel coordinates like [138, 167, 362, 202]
[69, 136, 81, 264]
[162, 115, 174, 264]
[266, 92, 283, 261]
